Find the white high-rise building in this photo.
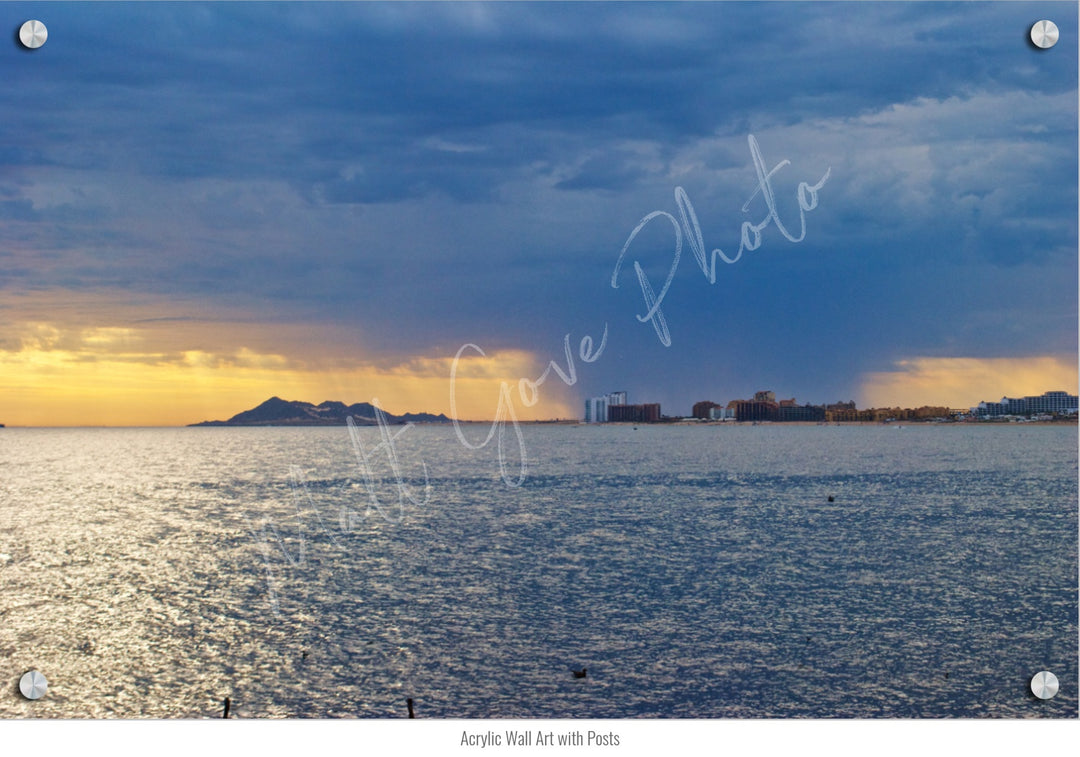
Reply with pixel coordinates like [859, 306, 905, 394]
[973, 390, 1078, 416]
[584, 391, 628, 422]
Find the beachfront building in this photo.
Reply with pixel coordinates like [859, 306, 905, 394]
[825, 401, 858, 422]
[584, 397, 606, 423]
[1025, 390, 1078, 414]
[585, 391, 631, 423]
[778, 403, 827, 422]
[692, 401, 721, 420]
[724, 392, 827, 422]
[972, 390, 1078, 417]
[731, 398, 779, 422]
[608, 403, 661, 423]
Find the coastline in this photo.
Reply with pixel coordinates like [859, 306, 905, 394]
[1, 418, 1074, 429]
[636, 419, 1077, 427]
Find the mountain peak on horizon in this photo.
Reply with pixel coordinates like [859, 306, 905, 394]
[189, 397, 450, 427]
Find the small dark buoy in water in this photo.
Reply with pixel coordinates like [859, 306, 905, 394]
[572, 668, 587, 679]
[944, 672, 949, 680]
[827, 495, 835, 502]
[222, 697, 231, 719]
[301, 651, 308, 660]
[406, 697, 416, 718]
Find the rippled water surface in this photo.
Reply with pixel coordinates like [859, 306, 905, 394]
[1, 424, 1076, 718]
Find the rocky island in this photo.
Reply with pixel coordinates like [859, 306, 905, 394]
[189, 396, 451, 426]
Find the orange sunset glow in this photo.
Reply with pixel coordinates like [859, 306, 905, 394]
[859, 355, 1079, 410]
[0, 322, 577, 427]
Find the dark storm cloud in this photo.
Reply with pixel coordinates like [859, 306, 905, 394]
[9, 2, 1059, 193]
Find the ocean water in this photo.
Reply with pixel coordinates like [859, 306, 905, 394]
[0, 424, 1075, 719]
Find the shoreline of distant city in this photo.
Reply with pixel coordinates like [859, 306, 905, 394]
[582, 389, 1080, 425]
[4, 390, 1077, 429]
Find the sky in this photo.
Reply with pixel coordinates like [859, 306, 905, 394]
[0, 0, 1076, 426]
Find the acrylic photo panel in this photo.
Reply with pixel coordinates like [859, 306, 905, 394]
[0, 1, 1077, 723]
